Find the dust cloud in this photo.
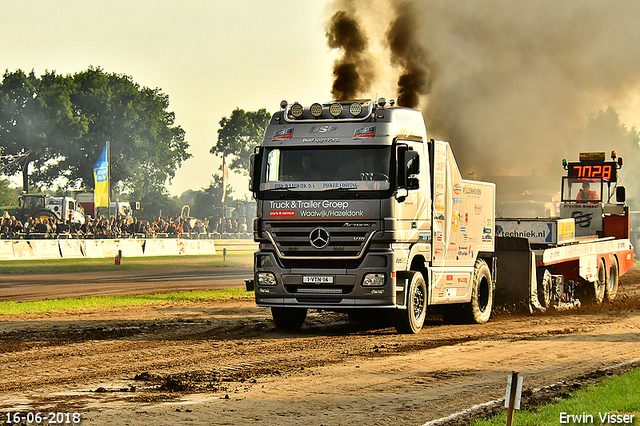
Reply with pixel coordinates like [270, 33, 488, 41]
[326, 0, 640, 206]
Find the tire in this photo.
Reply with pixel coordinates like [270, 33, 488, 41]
[583, 260, 607, 304]
[271, 307, 307, 331]
[393, 271, 427, 334]
[31, 209, 58, 221]
[537, 268, 553, 309]
[605, 259, 619, 302]
[461, 259, 493, 324]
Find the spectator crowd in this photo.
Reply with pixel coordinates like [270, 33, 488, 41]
[0, 213, 250, 240]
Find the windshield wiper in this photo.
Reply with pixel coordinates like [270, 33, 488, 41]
[262, 186, 295, 192]
[322, 187, 360, 192]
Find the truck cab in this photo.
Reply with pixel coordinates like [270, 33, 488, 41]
[559, 151, 628, 239]
[248, 99, 496, 333]
[45, 196, 85, 224]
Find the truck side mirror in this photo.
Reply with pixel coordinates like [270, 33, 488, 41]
[404, 151, 420, 190]
[248, 148, 262, 192]
[616, 186, 626, 203]
[396, 146, 420, 201]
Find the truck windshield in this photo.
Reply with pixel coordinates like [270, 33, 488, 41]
[260, 146, 391, 192]
[562, 178, 603, 202]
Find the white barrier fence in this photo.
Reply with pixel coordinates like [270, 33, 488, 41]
[0, 238, 217, 261]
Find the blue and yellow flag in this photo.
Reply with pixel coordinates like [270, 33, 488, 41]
[93, 142, 109, 208]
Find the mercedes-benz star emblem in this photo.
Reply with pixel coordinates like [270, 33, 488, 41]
[309, 227, 330, 249]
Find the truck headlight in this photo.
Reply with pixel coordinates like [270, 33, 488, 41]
[257, 272, 277, 286]
[362, 273, 385, 286]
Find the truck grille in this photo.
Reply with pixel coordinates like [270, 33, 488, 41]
[264, 221, 378, 259]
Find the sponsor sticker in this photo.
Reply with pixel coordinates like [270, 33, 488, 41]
[272, 128, 293, 140]
[270, 210, 295, 217]
[354, 126, 375, 139]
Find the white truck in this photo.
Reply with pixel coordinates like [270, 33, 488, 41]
[45, 196, 85, 224]
[73, 191, 135, 219]
[97, 201, 133, 219]
[246, 99, 496, 333]
[245, 99, 634, 333]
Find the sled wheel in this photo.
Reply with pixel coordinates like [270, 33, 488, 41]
[537, 269, 553, 309]
[393, 271, 427, 334]
[271, 307, 307, 331]
[605, 259, 619, 302]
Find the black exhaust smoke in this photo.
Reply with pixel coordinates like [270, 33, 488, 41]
[326, 9, 373, 100]
[386, 1, 432, 108]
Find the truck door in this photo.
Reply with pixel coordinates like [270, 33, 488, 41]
[432, 141, 449, 266]
[397, 140, 431, 240]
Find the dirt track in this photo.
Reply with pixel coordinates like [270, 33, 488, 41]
[1, 267, 640, 425]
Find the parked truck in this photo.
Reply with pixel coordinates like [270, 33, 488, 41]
[96, 201, 133, 220]
[245, 99, 634, 333]
[73, 191, 134, 219]
[1, 193, 85, 224]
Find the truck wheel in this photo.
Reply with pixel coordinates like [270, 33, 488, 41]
[271, 307, 307, 331]
[605, 259, 619, 302]
[462, 259, 493, 324]
[537, 269, 553, 309]
[393, 271, 427, 334]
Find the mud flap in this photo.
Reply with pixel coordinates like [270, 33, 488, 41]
[528, 256, 545, 313]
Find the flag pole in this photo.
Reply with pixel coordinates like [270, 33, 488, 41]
[222, 153, 226, 234]
[107, 141, 111, 220]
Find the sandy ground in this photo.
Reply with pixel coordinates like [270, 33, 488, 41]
[0, 268, 639, 425]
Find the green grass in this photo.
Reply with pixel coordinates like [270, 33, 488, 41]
[472, 367, 640, 426]
[0, 288, 254, 315]
[0, 253, 253, 274]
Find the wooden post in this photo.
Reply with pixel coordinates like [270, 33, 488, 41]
[506, 371, 519, 426]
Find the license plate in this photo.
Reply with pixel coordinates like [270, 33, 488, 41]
[303, 276, 334, 284]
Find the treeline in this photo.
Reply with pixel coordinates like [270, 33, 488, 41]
[0, 66, 272, 221]
[0, 67, 190, 213]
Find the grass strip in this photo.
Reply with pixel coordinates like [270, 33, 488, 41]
[472, 367, 640, 426]
[0, 253, 252, 274]
[0, 289, 253, 315]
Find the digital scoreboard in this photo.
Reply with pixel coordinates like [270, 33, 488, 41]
[567, 162, 617, 182]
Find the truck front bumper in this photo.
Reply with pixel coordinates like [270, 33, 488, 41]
[252, 249, 402, 310]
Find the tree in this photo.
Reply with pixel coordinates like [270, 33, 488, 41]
[0, 67, 191, 200]
[0, 179, 16, 206]
[569, 108, 640, 209]
[0, 69, 85, 192]
[62, 67, 191, 199]
[210, 108, 271, 175]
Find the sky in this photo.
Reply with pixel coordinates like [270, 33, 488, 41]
[3, 0, 640, 204]
[0, 0, 337, 200]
